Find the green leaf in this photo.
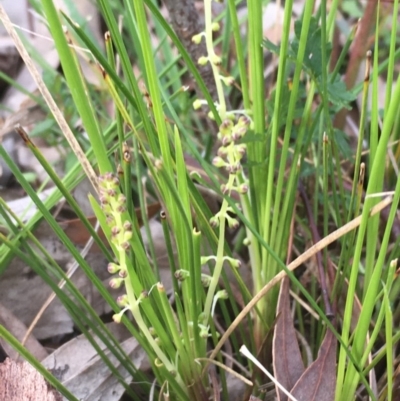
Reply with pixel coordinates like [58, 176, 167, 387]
[239, 131, 264, 144]
[326, 76, 356, 109]
[290, 17, 331, 78]
[262, 38, 281, 54]
[333, 128, 353, 160]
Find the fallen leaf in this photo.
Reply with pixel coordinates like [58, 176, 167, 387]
[272, 277, 305, 401]
[41, 323, 151, 401]
[0, 209, 176, 340]
[0, 217, 111, 339]
[0, 302, 48, 361]
[290, 328, 337, 401]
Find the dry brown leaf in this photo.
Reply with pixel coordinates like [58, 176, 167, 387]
[1, 0, 102, 116]
[3, 187, 55, 222]
[0, 0, 103, 187]
[0, 102, 46, 139]
[0, 303, 48, 361]
[41, 323, 151, 401]
[0, 218, 111, 339]
[290, 328, 337, 401]
[0, 264, 77, 340]
[0, 204, 174, 340]
[272, 277, 305, 401]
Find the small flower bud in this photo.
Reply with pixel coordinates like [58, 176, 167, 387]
[220, 184, 229, 194]
[211, 54, 222, 65]
[116, 204, 127, 213]
[109, 277, 124, 289]
[212, 156, 227, 168]
[237, 125, 248, 137]
[99, 173, 119, 189]
[174, 269, 190, 281]
[111, 226, 121, 238]
[120, 241, 130, 251]
[107, 262, 120, 274]
[106, 188, 117, 198]
[224, 256, 241, 269]
[106, 215, 115, 225]
[112, 308, 129, 323]
[238, 184, 249, 194]
[220, 75, 234, 86]
[123, 221, 132, 231]
[103, 207, 112, 216]
[227, 162, 242, 174]
[219, 119, 233, 135]
[198, 56, 209, 66]
[117, 194, 127, 205]
[112, 312, 123, 323]
[216, 289, 228, 300]
[192, 33, 203, 44]
[193, 99, 205, 110]
[99, 194, 108, 204]
[209, 216, 219, 228]
[232, 127, 246, 142]
[118, 268, 128, 278]
[235, 162, 242, 172]
[98, 175, 106, 186]
[243, 237, 251, 246]
[217, 147, 228, 157]
[222, 135, 232, 146]
[201, 274, 211, 287]
[226, 215, 239, 229]
[211, 22, 220, 31]
[200, 256, 216, 265]
[236, 144, 247, 156]
[123, 231, 132, 242]
[199, 325, 209, 338]
[207, 110, 216, 120]
[117, 294, 129, 306]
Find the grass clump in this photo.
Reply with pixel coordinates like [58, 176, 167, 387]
[0, 0, 400, 400]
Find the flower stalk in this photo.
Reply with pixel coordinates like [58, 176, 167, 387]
[98, 172, 182, 383]
[191, 1, 251, 332]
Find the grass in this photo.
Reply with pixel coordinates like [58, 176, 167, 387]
[0, 0, 400, 400]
